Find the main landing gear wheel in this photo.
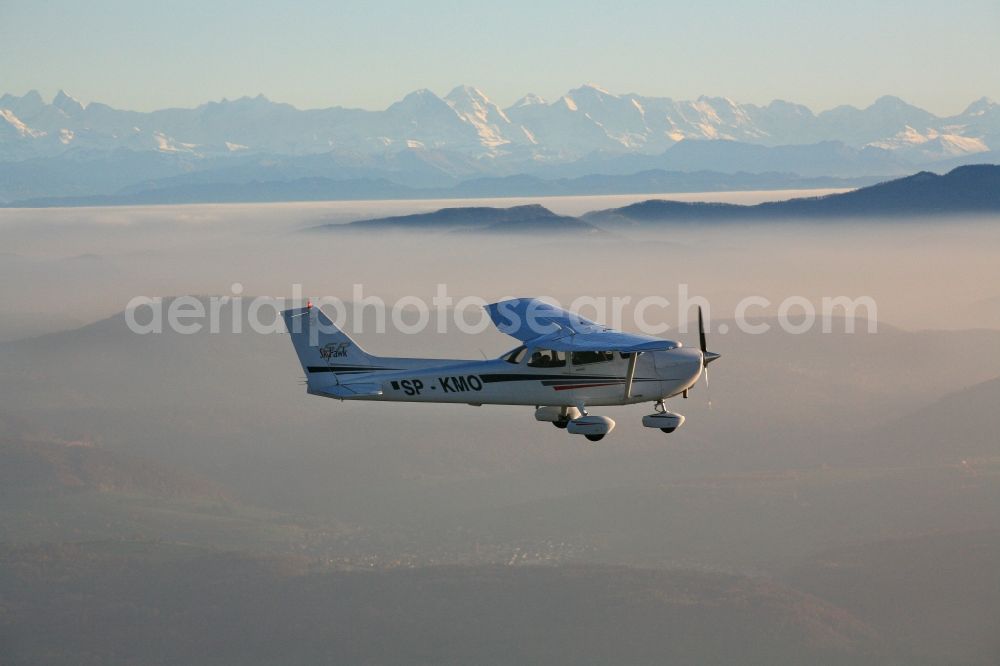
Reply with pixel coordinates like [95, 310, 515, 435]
[568, 415, 614, 441]
[535, 406, 581, 428]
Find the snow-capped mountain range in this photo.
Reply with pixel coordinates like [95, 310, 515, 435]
[2, 84, 997, 163]
[1, 85, 998, 204]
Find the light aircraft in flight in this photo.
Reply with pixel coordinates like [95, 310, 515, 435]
[282, 298, 720, 441]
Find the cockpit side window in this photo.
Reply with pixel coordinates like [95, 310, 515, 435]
[505, 346, 527, 364]
[527, 349, 566, 368]
[571, 350, 615, 365]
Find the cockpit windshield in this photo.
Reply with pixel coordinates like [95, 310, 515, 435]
[504, 346, 527, 364]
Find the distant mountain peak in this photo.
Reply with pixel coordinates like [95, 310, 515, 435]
[573, 83, 614, 96]
[384, 88, 458, 124]
[2, 89, 44, 108]
[403, 88, 439, 100]
[765, 99, 815, 116]
[53, 89, 85, 114]
[444, 85, 513, 148]
[389, 88, 450, 112]
[445, 84, 488, 101]
[509, 93, 546, 108]
[236, 93, 273, 104]
[873, 94, 908, 106]
[232, 93, 274, 106]
[869, 95, 927, 115]
[444, 85, 497, 112]
[962, 96, 998, 116]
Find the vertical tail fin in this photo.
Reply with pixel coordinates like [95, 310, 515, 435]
[281, 305, 377, 388]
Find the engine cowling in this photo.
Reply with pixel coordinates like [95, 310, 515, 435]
[642, 411, 685, 433]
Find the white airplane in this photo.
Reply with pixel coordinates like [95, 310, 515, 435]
[282, 297, 720, 441]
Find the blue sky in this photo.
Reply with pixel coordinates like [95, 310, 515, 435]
[2, 0, 997, 114]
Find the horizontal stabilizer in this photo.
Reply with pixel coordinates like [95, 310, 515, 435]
[311, 383, 383, 399]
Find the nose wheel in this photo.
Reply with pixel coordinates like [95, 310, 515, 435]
[643, 400, 685, 434]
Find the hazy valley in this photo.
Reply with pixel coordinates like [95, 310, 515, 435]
[2, 190, 1000, 663]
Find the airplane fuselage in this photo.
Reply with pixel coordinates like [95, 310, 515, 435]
[307, 346, 704, 407]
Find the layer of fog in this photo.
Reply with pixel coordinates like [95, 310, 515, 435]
[1, 191, 999, 340]
[2, 193, 999, 574]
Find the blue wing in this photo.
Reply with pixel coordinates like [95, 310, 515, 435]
[485, 298, 679, 352]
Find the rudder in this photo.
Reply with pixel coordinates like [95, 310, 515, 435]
[281, 305, 378, 387]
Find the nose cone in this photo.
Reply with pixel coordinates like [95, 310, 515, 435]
[703, 351, 721, 365]
[665, 347, 703, 365]
[652, 348, 704, 396]
[657, 347, 704, 378]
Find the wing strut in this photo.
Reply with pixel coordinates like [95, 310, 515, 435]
[624, 352, 640, 399]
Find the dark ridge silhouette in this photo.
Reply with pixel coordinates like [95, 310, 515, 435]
[586, 164, 1000, 224]
[315, 203, 603, 234]
[308, 166, 1000, 234]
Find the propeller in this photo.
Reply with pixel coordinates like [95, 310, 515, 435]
[697, 306, 721, 402]
[697, 306, 721, 367]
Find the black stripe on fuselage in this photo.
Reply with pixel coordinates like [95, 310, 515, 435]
[479, 373, 659, 385]
[307, 365, 402, 373]
[480, 373, 618, 383]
